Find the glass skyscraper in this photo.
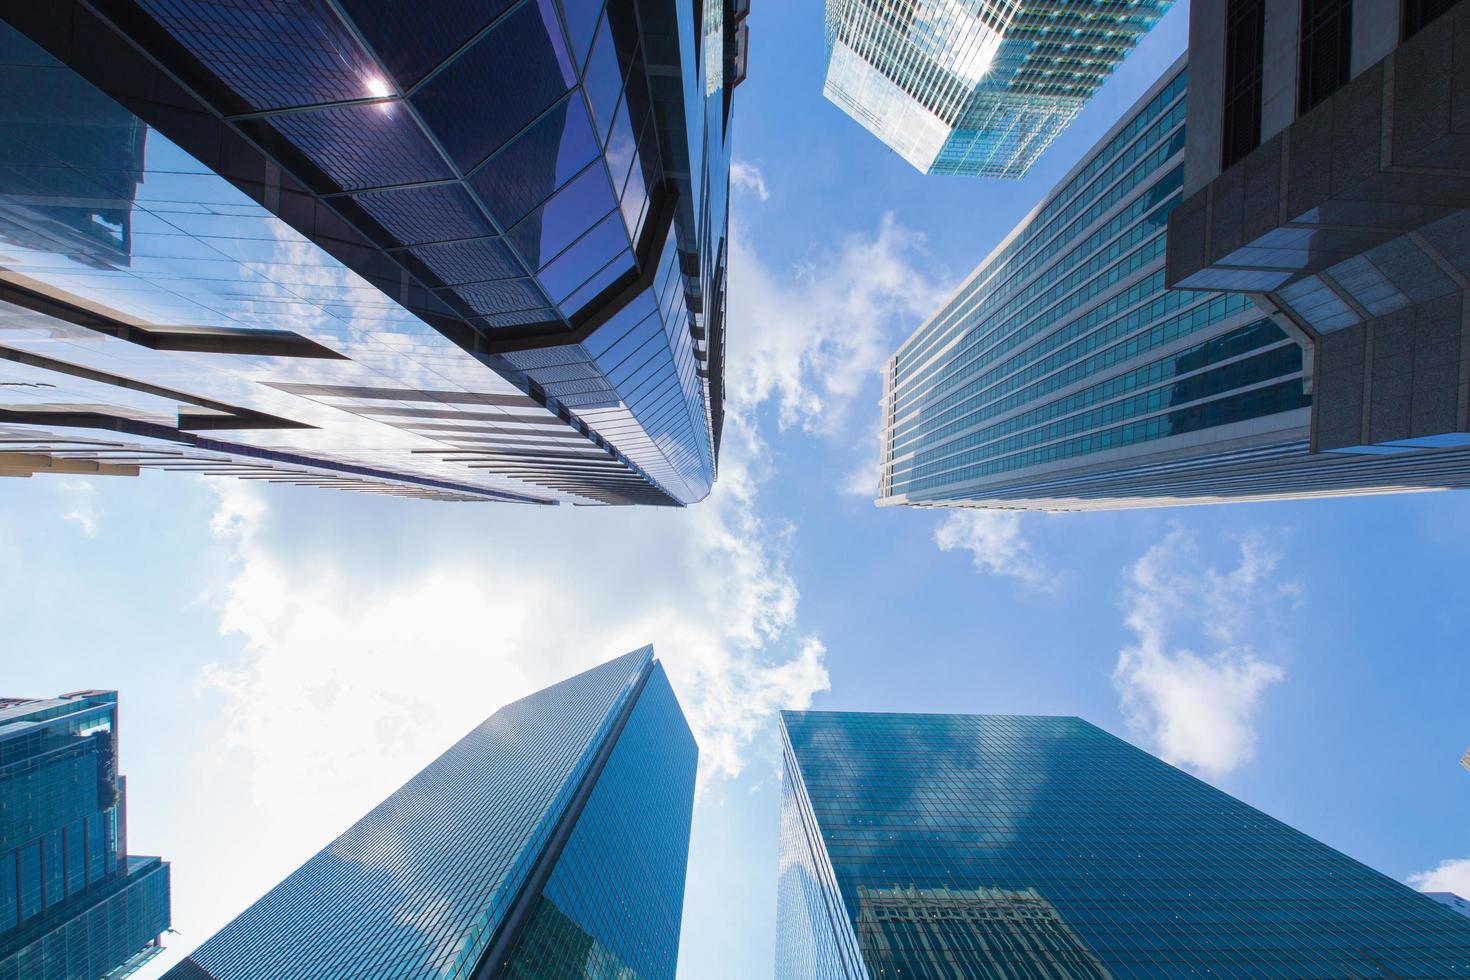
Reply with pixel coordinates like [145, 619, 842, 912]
[878, 57, 1470, 509]
[777, 710, 1470, 978]
[0, 691, 171, 980]
[0, 0, 745, 506]
[164, 646, 697, 980]
[822, 0, 1174, 177]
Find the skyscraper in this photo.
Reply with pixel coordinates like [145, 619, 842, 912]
[0, 691, 171, 980]
[164, 646, 697, 980]
[0, 0, 747, 506]
[777, 711, 1470, 978]
[877, 57, 1470, 510]
[1168, 0, 1470, 461]
[1430, 893, 1470, 921]
[821, 0, 1174, 177]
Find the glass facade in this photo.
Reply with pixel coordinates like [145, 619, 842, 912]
[880, 56, 1470, 508]
[166, 646, 697, 980]
[777, 711, 1470, 979]
[0, 692, 171, 980]
[0, 0, 741, 506]
[822, 0, 1174, 177]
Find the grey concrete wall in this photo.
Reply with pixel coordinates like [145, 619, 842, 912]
[1184, 0, 1227, 196]
[1312, 290, 1469, 450]
[1352, 0, 1400, 77]
[1261, 0, 1301, 142]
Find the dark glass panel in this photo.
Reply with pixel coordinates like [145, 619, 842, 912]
[582, 16, 629, 143]
[412, 238, 524, 285]
[354, 184, 497, 245]
[557, 0, 606, 69]
[411, 0, 576, 173]
[43, 831, 64, 909]
[1403, 0, 1456, 37]
[473, 308, 560, 329]
[136, 0, 379, 111]
[1221, 0, 1265, 168]
[1298, 0, 1353, 114]
[469, 93, 600, 231]
[538, 212, 631, 302]
[17, 842, 41, 923]
[336, 0, 520, 90]
[562, 250, 635, 313]
[0, 850, 14, 931]
[507, 164, 618, 269]
[454, 277, 552, 314]
[65, 821, 86, 896]
[268, 103, 453, 191]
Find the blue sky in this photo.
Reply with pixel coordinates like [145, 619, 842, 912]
[4, 1, 1470, 977]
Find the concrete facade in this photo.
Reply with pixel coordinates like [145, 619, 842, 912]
[1168, 0, 1470, 459]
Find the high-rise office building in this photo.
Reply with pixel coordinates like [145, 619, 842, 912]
[1431, 893, 1470, 921]
[164, 646, 697, 980]
[0, 0, 748, 506]
[877, 57, 1470, 510]
[0, 691, 171, 980]
[1168, 0, 1470, 461]
[821, 0, 1174, 177]
[777, 710, 1470, 978]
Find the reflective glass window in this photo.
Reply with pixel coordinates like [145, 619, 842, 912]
[412, 0, 577, 172]
[454, 277, 552, 315]
[470, 93, 600, 231]
[337, 0, 520, 89]
[43, 831, 64, 909]
[65, 821, 86, 896]
[17, 842, 41, 923]
[557, 0, 605, 70]
[412, 238, 525, 285]
[268, 103, 453, 191]
[582, 17, 630, 142]
[136, 0, 379, 111]
[0, 850, 15, 931]
[563, 250, 635, 313]
[538, 212, 631, 302]
[355, 184, 498, 246]
[507, 165, 617, 269]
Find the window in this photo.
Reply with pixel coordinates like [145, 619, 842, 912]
[1403, 0, 1456, 38]
[1222, 0, 1266, 168]
[1299, 0, 1353, 114]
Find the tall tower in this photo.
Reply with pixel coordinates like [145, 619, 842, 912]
[777, 711, 1470, 978]
[165, 647, 697, 980]
[0, 0, 748, 506]
[822, 0, 1175, 177]
[878, 58, 1470, 510]
[0, 691, 171, 980]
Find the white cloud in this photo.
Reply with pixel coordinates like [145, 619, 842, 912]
[1407, 857, 1470, 895]
[730, 160, 770, 202]
[58, 478, 98, 537]
[933, 509, 1051, 587]
[1113, 527, 1296, 779]
[197, 407, 829, 852]
[727, 212, 949, 434]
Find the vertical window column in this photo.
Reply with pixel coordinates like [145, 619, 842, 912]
[1222, 0, 1266, 168]
[1299, 0, 1353, 113]
[1402, 0, 1456, 38]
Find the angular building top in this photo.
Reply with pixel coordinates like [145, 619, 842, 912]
[822, 0, 1175, 177]
[777, 710, 1470, 978]
[165, 646, 698, 980]
[0, 0, 747, 505]
[0, 690, 171, 980]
